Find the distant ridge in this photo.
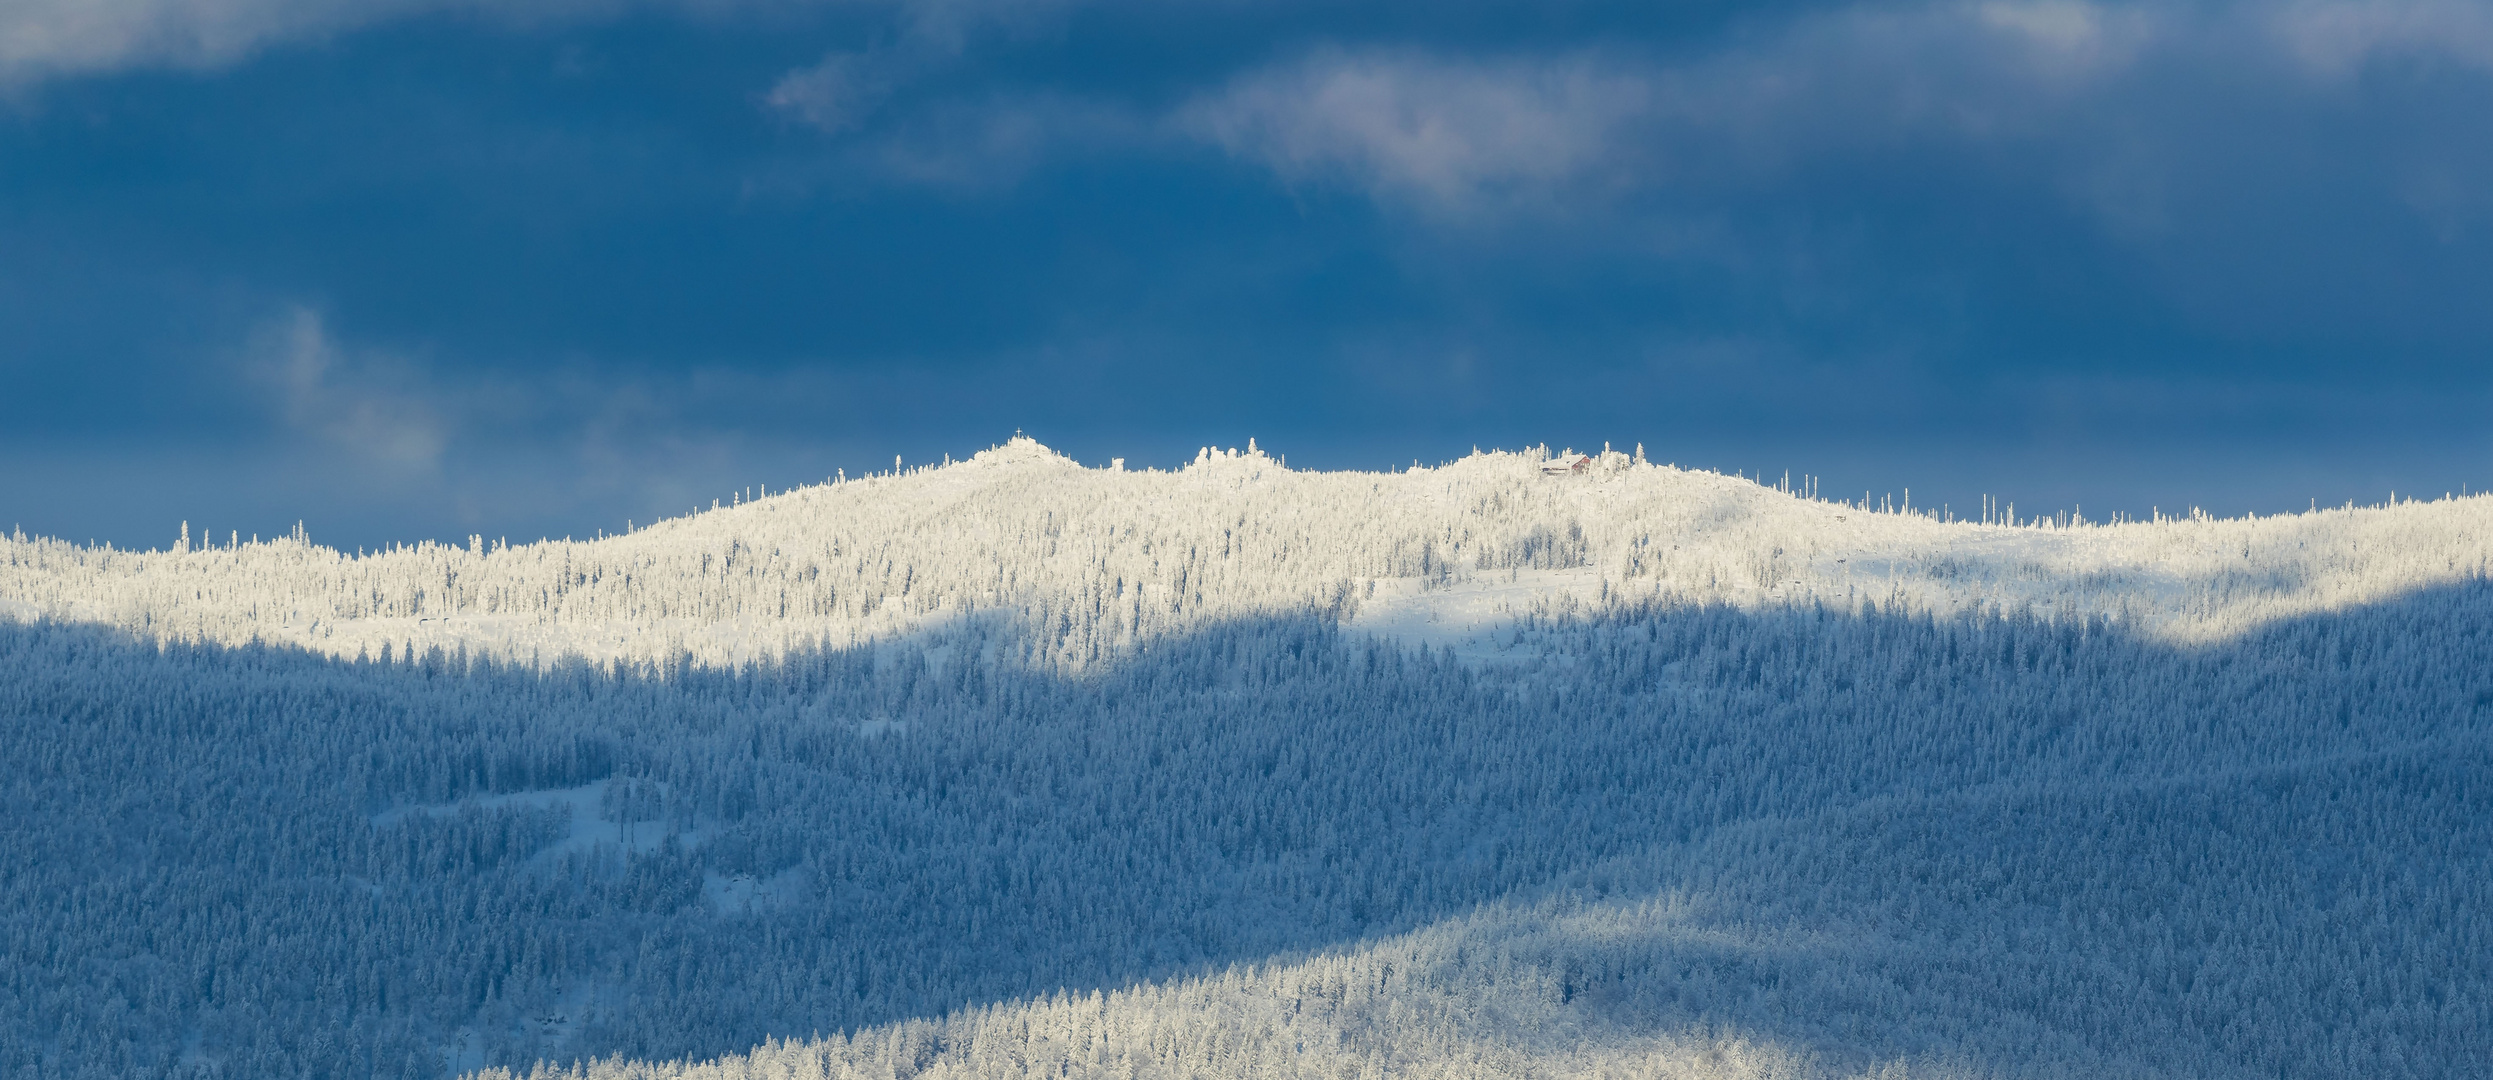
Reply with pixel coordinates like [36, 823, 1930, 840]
[4, 438, 2485, 669]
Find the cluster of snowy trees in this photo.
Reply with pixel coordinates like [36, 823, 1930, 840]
[1, 439, 2487, 1078]
[5, 439, 2486, 671]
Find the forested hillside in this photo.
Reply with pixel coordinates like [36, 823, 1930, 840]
[2, 440, 2487, 1078]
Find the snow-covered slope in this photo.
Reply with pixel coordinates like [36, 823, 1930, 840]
[2, 439, 2488, 1080]
[480, 722, 2493, 1080]
[5, 438, 2487, 667]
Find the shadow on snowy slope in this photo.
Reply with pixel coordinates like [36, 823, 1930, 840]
[1, 579, 2488, 1078]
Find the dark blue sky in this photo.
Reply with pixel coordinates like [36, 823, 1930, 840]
[5, 0, 2491, 550]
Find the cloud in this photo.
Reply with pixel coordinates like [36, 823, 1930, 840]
[1154, 1, 2470, 225]
[251, 306, 448, 469]
[222, 305, 878, 537]
[2265, 0, 2493, 76]
[1164, 4, 2175, 216]
[1, 0, 448, 83]
[767, 49, 903, 132]
[20, 0, 2493, 93]
[1179, 49, 1652, 213]
[1972, 0, 2149, 70]
[759, 66, 1145, 193]
[728, 0, 2493, 256]
[0, 0, 1072, 86]
[0, 0, 801, 85]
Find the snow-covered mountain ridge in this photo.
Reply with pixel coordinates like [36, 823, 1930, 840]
[5, 438, 2485, 669]
[5, 439, 2490, 1080]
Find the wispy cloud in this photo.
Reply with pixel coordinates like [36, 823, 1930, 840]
[0, 0, 815, 85]
[250, 306, 448, 469]
[22, 0, 2493, 92]
[1179, 49, 1652, 214]
[767, 48, 906, 133]
[2265, 0, 2493, 76]
[237, 304, 933, 527]
[0, 0, 1077, 86]
[1168, 2, 2493, 223]
[792, 3, 2167, 214]
[1, 0, 446, 84]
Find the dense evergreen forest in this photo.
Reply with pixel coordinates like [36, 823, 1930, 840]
[2, 441, 2487, 1078]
